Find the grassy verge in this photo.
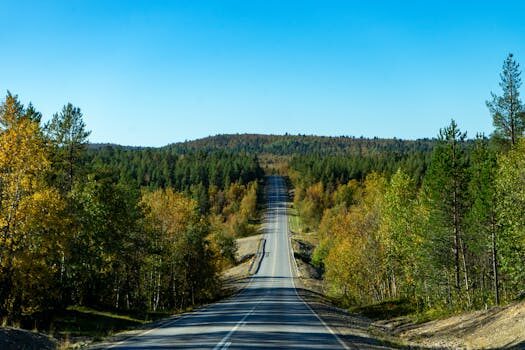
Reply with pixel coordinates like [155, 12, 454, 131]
[348, 299, 417, 321]
[348, 298, 465, 325]
[288, 205, 302, 234]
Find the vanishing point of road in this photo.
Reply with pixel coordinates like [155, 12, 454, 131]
[100, 176, 376, 349]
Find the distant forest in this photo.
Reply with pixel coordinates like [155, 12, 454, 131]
[87, 133, 437, 190]
[170, 133, 436, 156]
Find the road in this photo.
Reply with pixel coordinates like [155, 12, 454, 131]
[104, 176, 350, 349]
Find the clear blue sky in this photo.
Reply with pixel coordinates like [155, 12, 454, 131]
[1, 1, 524, 146]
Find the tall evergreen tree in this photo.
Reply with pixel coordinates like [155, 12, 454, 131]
[466, 135, 499, 305]
[23, 103, 42, 124]
[423, 120, 470, 305]
[45, 103, 91, 192]
[486, 53, 525, 146]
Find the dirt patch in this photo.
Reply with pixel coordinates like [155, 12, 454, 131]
[222, 234, 264, 289]
[236, 234, 264, 263]
[398, 301, 525, 349]
[248, 238, 265, 275]
[0, 327, 57, 350]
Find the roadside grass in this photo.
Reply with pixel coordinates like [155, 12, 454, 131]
[349, 299, 461, 325]
[410, 306, 464, 324]
[288, 205, 303, 234]
[349, 299, 417, 321]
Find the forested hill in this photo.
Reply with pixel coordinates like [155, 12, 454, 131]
[168, 133, 437, 156]
[87, 134, 440, 188]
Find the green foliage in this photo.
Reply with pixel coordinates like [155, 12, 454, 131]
[295, 115, 525, 314]
[466, 135, 500, 305]
[349, 299, 416, 321]
[290, 150, 431, 190]
[172, 133, 436, 158]
[486, 53, 525, 146]
[212, 230, 238, 266]
[379, 169, 421, 300]
[66, 170, 145, 309]
[496, 138, 525, 295]
[45, 103, 91, 192]
[422, 120, 470, 305]
[87, 146, 263, 196]
[311, 239, 330, 270]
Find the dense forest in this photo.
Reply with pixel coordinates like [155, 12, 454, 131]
[291, 54, 525, 313]
[0, 95, 263, 326]
[87, 147, 263, 213]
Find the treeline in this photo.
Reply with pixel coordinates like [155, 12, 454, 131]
[0, 92, 263, 325]
[171, 133, 436, 156]
[292, 54, 525, 311]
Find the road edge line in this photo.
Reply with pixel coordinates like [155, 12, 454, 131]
[284, 200, 351, 350]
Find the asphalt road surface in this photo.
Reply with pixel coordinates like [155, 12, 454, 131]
[104, 176, 351, 349]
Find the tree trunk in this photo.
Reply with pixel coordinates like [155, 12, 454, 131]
[453, 214, 461, 292]
[459, 237, 471, 306]
[452, 140, 461, 293]
[491, 214, 500, 305]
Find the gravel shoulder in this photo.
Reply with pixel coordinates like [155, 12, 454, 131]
[396, 300, 525, 349]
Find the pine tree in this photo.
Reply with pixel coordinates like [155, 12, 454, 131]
[486, 53, 525, 146]
[45, 103, 91, 192]
[466, 135, 499, 305]
[423, 120, 470, 305]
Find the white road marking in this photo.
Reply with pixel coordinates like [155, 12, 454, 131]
[212, 290, 268, 350]
[213, 199, 276, 350]
[272, 202, 279, 277]
[280, 180, 351, 350]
